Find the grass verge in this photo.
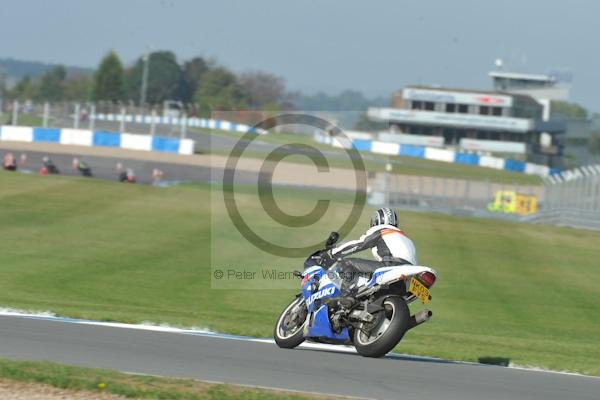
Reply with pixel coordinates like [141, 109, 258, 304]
[0, 357, 334, 399]
[196, 128, 541, 185]
[2, 114, 44, 127]
[0, 172, 598, 375]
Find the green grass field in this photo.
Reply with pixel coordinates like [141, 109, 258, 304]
[2, 113, 44, 127]
[0, 172, 598, 375]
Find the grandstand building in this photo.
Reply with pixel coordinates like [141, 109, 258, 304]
[368, 67, 568, 167]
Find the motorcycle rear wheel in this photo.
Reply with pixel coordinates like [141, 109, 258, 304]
[274, 297, 307, 349]
[353, 296, 409, 358]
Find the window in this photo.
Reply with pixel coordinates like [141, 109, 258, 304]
[458, 104, 468, 113]
[455, 129, 467, 141]
[446, 103, 456, 113]
[443, 128, 456, 144]
[491, 107, 502, 116]
[424, 101, 435, 111]
[412, 101, 423, 110]
[480, 106, 489, 115]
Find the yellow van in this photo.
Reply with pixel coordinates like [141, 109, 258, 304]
[488, 191, 538, 215]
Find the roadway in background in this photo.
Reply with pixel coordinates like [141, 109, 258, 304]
[0, 141, 362, 190]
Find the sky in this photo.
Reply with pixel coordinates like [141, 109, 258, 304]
[1, 0, 598, 111]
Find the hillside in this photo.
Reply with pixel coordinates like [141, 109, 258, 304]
[0, 57, 93, 80]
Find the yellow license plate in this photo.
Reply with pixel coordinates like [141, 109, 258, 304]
[409, 278, 430, 304]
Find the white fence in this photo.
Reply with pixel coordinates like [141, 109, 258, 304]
[532, 165, 600, 230]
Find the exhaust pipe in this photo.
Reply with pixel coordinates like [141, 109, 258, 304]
[407, 309, 432, 330]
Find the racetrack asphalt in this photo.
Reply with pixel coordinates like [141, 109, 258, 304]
[0, 147, 294, 187]
[0, 141, 361, 190]
[0, 315, 598, 400]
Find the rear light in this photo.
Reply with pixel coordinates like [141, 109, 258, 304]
[419, 271, 436, 287]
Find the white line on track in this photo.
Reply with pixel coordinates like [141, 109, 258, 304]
[0, 308, 597, 380]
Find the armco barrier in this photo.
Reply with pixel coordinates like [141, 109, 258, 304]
[371, 141, 400, 155]
[0, 125, 195, 155]
[399, 145, 425, 158]
[93, 131, 121, 147]
[504, 159, 526, 173]
[0, 126, 33, 142]
[351, 139, 373, 151]
[152, 136, 181, 153]
[314, 132, 558, 178]
[455, 152, 480, 165]
[33, 127, 61, 143]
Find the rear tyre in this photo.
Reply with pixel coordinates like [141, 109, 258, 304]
[274, 297, 307, 349]
[353, 296, 409, 358]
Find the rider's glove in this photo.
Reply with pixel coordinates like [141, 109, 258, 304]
[322, 249, 336, 268]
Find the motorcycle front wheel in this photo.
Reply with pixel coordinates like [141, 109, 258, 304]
[274, 297, 307, 349]
[353, 295, 409, 358]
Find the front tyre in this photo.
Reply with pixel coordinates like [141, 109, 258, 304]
[353, 296, 409, 358]
[274, 297, 307, 349]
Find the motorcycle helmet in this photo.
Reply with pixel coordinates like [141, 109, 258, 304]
[370, 207, 398, 228]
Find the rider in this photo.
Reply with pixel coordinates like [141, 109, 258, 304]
[326, 207, 417, 294]
[3, 152, 17, 171]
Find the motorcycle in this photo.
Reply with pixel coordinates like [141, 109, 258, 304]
[274, 232, 438, 358]
[39, 157, 60, 175]
[77, 161, 93, 177]
[2, 153, 17, 171]
[118, 168, 136, 183]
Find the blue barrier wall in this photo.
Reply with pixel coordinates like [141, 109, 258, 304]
[33, 127, 61, 143]
[93, 131, 121, 147]
[352, 139, 373, 151]
[337, 134, 555, 177]
[0, 125, 195, 155]
[151, 136, 180, 153]
[504, 159, 526, 173]
[399, 145, 426, 158]
[455, 152, 480, 165]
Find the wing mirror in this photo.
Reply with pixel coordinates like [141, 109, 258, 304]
[325, 231, 339, 248]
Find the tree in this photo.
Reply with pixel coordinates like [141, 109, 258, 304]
[0, 67, 7, 99]
[194, 67, 247, 116]
[38, 66, 66, 101]
[92, 51, 125, 102]
[125, 51, 183, 105]
[551, 101, 588, 119]
[354, 112, 387, 132]
[589, 131, 600, 155]
[293, 90, 388, 111]
[181, 57, 209, 103]
[238, 70, 286, 109]
[6, 76, 38, 101]
[64, 74, 93, 101]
